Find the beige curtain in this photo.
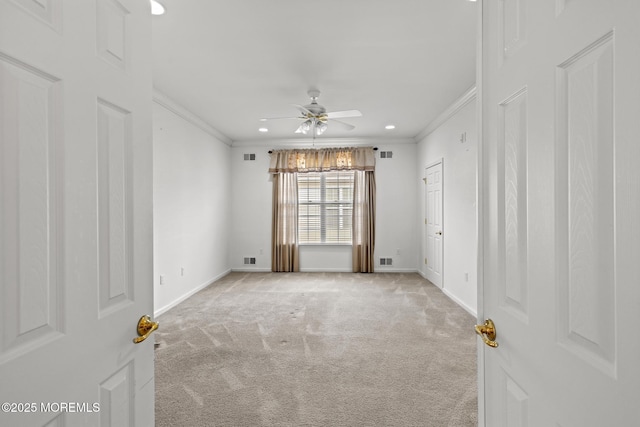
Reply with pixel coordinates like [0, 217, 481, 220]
[352, 170, 376, 273]
[270, 147, 376, 272]
[269, 147, 375, 173]
[271, 173, 299, 272]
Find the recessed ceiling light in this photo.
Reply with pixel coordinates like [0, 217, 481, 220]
[150, 0, 165, 15]
[385, 124, 396, 130]
[258, 127, 269, 133]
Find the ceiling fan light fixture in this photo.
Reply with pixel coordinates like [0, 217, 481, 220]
[295, 119, 312, 134]
[298, 125, 308, 134]
[150, 0, 165, 15]
[316, 121, 328, 135]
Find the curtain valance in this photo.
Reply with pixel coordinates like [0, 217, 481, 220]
[269, 147, 375, 174]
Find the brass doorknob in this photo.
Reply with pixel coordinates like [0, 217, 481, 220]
[133, 315, 159, 344]
[475, 318, 499, 348]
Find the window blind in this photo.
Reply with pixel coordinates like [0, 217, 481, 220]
[298, 171, 354, 244]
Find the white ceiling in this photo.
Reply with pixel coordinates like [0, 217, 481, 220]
[151, 0, 477, 144]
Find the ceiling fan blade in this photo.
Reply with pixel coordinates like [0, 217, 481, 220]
[331, 119, 356, 131]
[326, 109, 362, 119]
[259, 116, 302, 121]
[293, 104, 314, 116]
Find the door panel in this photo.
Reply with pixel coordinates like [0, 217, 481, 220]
[0, 1, 154, 426]
[481, 0, 640, 425]
[556, 32, 616, 374]
[97, 98, 134, 317]
[499, 87, 528, 323]
[0, 54, 63, 361]
[503, 370, 528, 427]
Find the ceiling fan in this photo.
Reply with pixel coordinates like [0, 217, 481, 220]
[260, 89, 362, 136]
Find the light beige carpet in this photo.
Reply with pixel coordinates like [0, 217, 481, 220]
[155, 272, 477, 426]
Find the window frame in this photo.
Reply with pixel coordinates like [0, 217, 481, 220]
[297, 170, 354, 245]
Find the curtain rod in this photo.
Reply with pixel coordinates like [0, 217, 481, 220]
[268, 147, 378, 154]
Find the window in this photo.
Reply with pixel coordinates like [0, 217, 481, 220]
[298, 171, 354, 244]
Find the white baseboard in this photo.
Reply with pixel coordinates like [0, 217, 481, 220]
[154, 269, 231, 317]
[417, 269, 435, 283]
[231, 268, 420, 273]
[442, 287, 477, 318]
[375, 268, 419, 273]
[298, 268, 419, 273]
[418, 270, 477, 317]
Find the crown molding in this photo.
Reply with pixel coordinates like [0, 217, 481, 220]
[231, 137, 416, 148]
[152, 89, 233, 146]
[414, 85, 477, 141]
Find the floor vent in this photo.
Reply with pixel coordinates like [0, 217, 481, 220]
[243, 257, 256, 265]
[380, 151, 393, 159]
[243, 153, 256, 161]
[380, 258, 393, 265]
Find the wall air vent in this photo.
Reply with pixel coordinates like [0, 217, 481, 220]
[243, 257, 256, 265]
[380, 258, 393, 265]
[244, 153, 256, 161]
[380, 151, 393, 159]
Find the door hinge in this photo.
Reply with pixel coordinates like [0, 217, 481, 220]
[424, 257, 428, 265]
[424, 218, 427, 225]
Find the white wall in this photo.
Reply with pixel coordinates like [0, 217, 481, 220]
[374, 143, 418, 272]
[228, 146, 272, 270]
[153, 101, 232, 316]
[416, 95, 477, 315]
[229, 142, 418, 272]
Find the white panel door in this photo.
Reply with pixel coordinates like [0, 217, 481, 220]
[425, 162, 443, 288]
[480, 0, 640, 425]
[0, 1, 154, 426]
